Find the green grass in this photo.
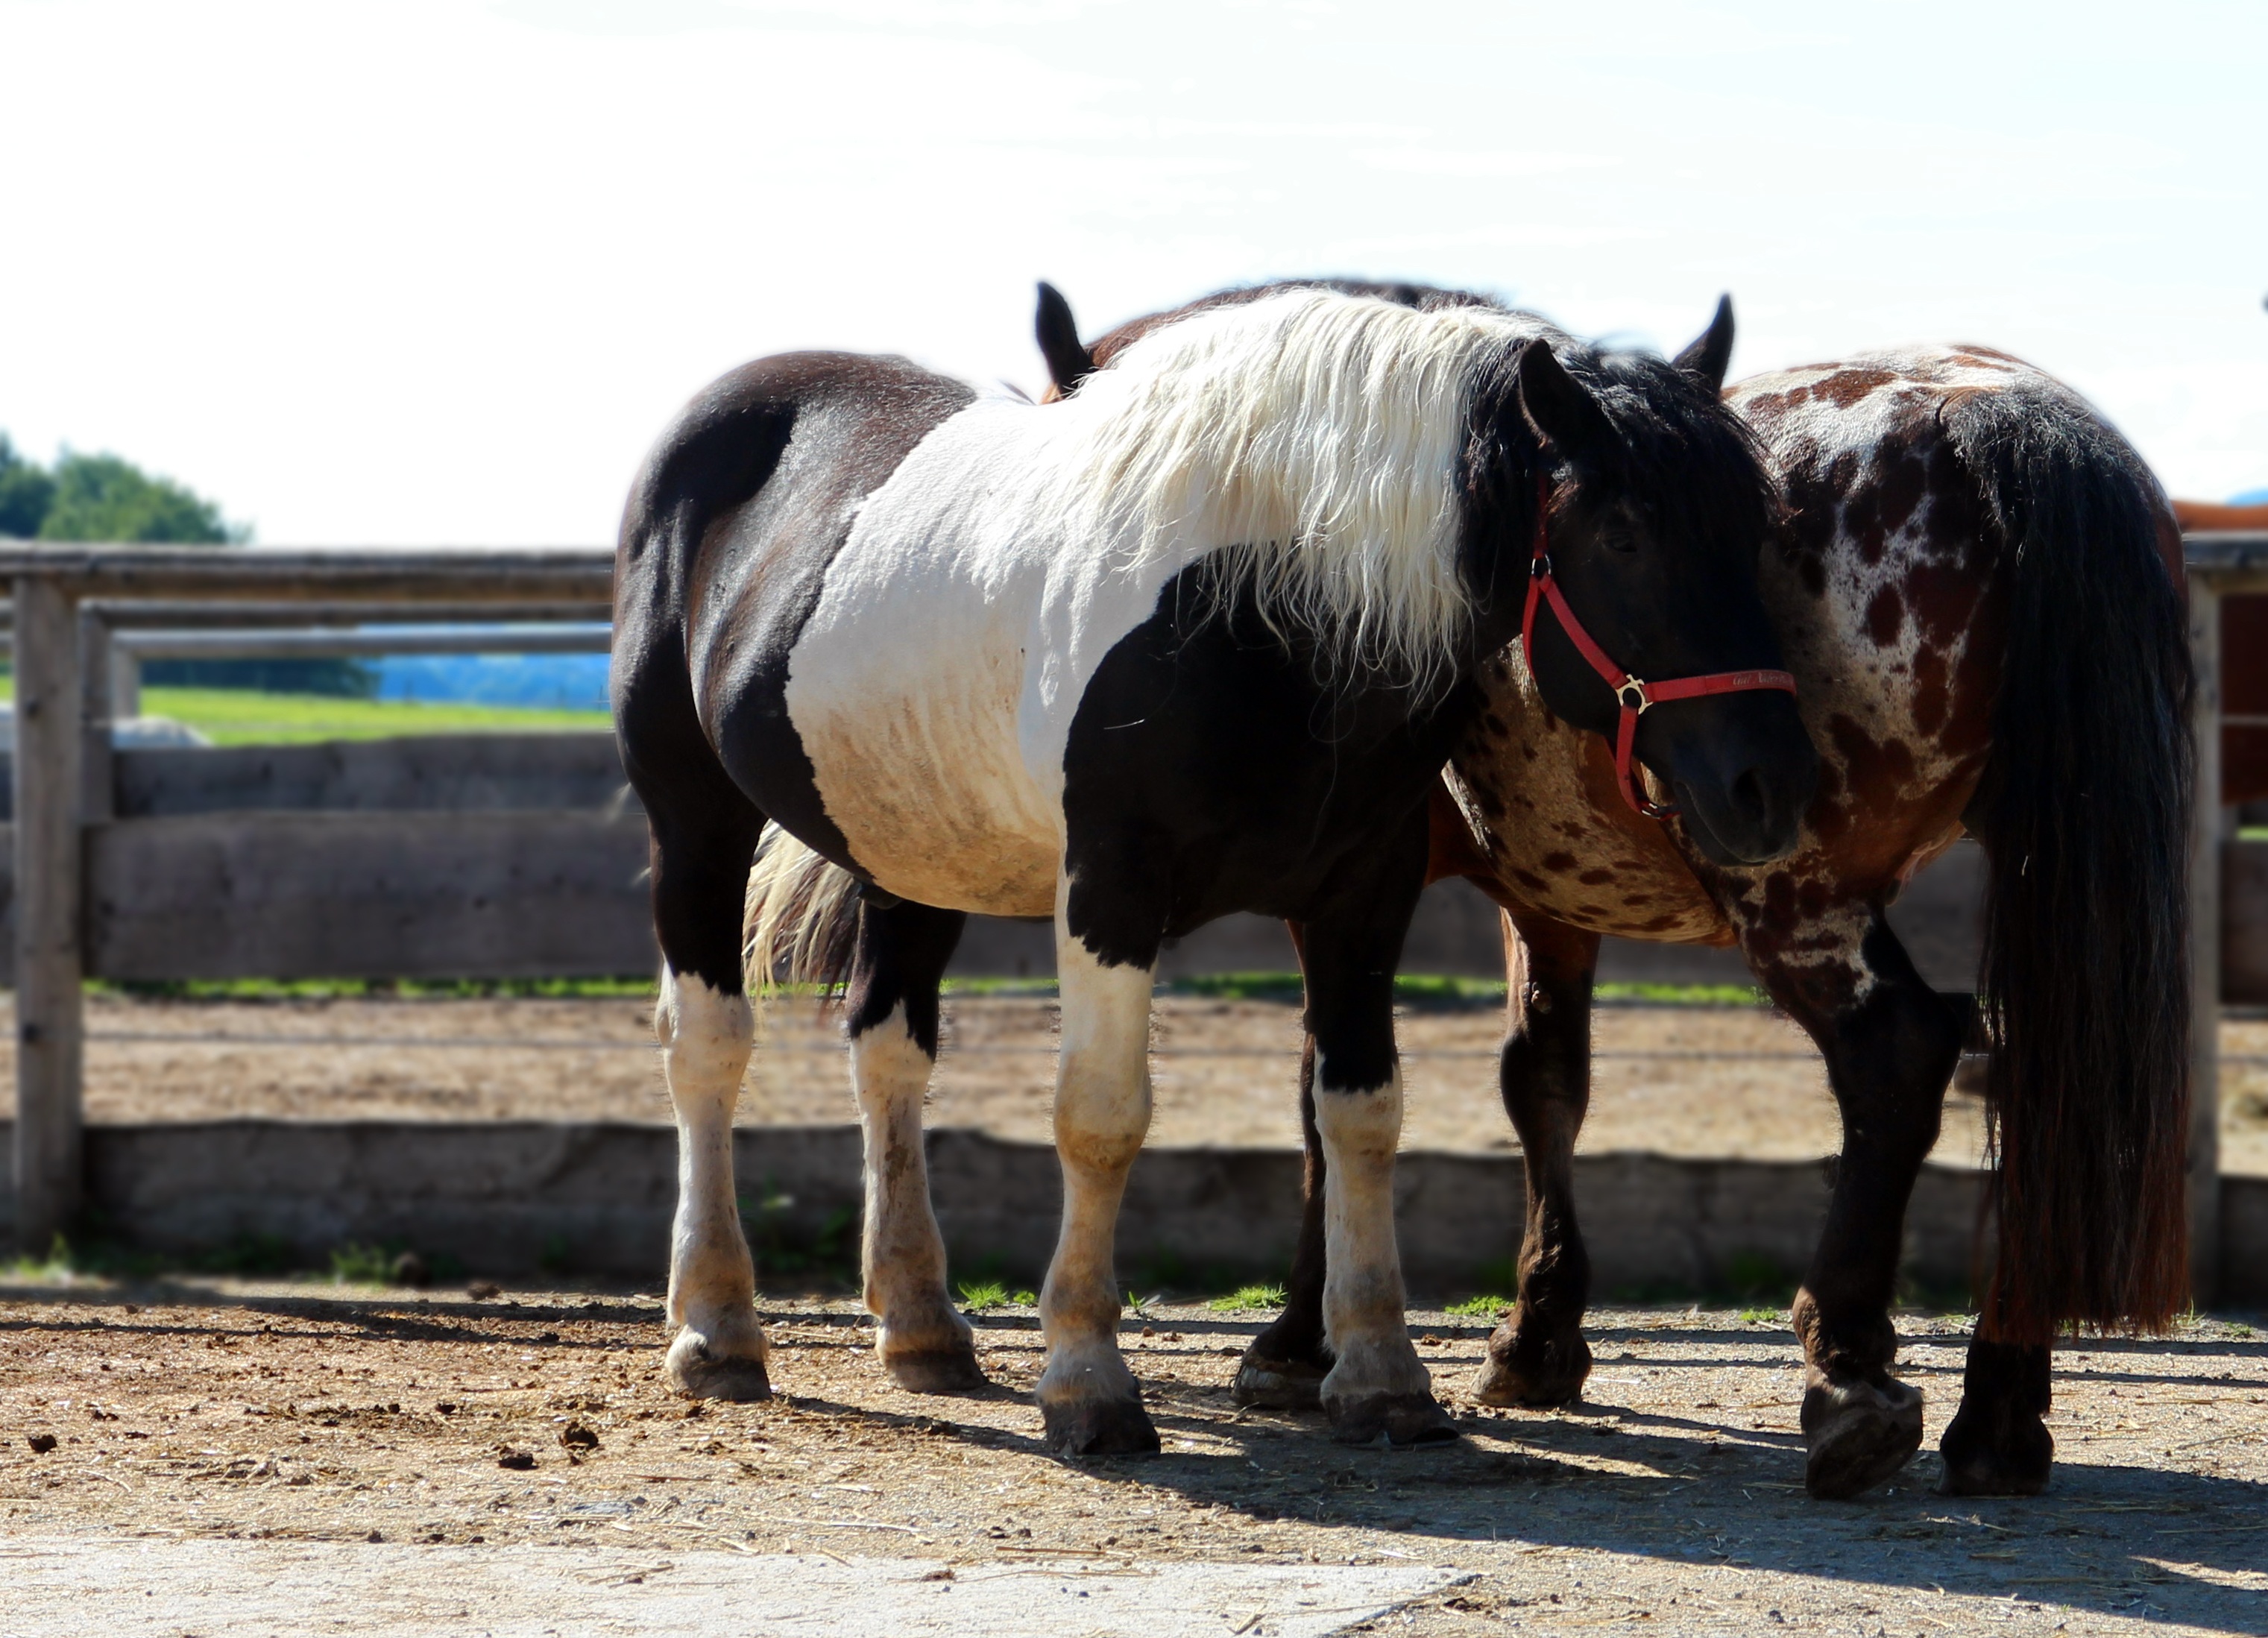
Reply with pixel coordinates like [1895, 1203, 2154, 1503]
[1738, 1307, 1785, 1325]
[136, 685, 608, 746]
[327, 1242, 395, 1285]
[1445, 1294, 1511, 1318]
[956, 1279, 1037, 1311]
[1207, 1284, 1287, 1314]
[3, 1235, 78, 1283]
[1596, 981, 1769, 1008]
[938, 974, 1768, 1009]
[955, 1279, 1010, 1312]
[91, 975, 657, 1002]
[0, 672, 609, 744]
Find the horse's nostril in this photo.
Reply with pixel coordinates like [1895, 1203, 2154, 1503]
[1730, 766, 1769, 827]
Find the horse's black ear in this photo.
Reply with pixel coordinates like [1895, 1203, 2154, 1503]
[1035, 282, 1096, 399]
[1516, 338, 1616, 464]
[1672, 294, 1736, 394]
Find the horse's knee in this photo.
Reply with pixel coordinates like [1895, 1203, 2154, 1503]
[657, 971, 753, 1106]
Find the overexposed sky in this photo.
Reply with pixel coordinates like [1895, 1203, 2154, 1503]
[2, 0, 2264, 544]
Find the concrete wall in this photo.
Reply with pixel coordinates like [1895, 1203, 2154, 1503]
[6, 1118, 2259, 1305]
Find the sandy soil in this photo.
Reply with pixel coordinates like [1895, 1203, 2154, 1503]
[1, 1278, 2262, 1636]
[7, 990, 2268, 1173]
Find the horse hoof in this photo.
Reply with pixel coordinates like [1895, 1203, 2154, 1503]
[1041, 1397, 1160, 1457]
[1231, 1355, 1326, 1411]
[1328, 1393, 1461, 1449]
[1801, 1373, 1922, 1500]
[670, 1349, 772, 1403]
[886, 1347, 990, 1396]
[1938, 1399, 2053, 1496]
[1471, 1331, 1590, 1408]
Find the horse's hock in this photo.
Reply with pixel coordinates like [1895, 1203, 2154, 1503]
[1, 541, 2263, 1305]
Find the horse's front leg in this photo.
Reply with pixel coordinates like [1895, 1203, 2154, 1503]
[1474, 909, 1601, 1408]
[1302, 896, 1459, 1448]
[1035, 905, 1160, 1455]
[844, 897, 986, 1393]
[1749, 909, 1964, 1499]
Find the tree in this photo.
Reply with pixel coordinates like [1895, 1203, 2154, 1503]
[0, 433, 56, 538]
[38, 450, 237, 544]
[0, 432, 374, 696]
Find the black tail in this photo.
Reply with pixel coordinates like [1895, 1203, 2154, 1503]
[1950, 382, 2193, 1343]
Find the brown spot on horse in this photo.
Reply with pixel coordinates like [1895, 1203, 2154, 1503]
[1864, 585, 1906, 649]
[1814, 367, 1896, 408]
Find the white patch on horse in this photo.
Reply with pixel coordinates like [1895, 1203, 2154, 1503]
[850, 1002, 973, 1369]
[781, 289, 1536, 916]
[1313, 1071, 1432, 1414]
[1033, 916, 1155, 1426]
[655, 970, 769, 1386]
[1058, 289, 1530, 692]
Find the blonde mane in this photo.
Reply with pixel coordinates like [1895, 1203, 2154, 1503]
[1052, 288, 1531, 693]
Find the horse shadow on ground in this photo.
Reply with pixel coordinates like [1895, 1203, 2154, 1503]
[784, 1312, 2268, 1635]
[8, 1281, 2261, 1631]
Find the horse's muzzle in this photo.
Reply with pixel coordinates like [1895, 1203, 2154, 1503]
[1658, 695, 1819, 866]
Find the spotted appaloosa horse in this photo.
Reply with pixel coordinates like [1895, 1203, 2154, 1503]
[1279, 349, 2189, 1499]
[612, 287, 1817, 1454]
[1043, 289, 2193, 1498]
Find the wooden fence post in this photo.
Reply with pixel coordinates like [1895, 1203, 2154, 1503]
[78, 606, 116, 825]
[13, 573, 84, 1254]
[2187, 571, 2223, 1306]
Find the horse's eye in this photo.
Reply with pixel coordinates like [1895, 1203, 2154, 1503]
[1601, 528, 1639, 555]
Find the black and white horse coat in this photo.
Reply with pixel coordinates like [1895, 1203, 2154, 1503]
[611, 287, 1814, 1452]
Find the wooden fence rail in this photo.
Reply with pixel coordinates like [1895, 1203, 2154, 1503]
[2, 545, 614, 1250]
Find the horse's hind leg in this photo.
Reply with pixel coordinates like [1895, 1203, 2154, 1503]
[648, 803, 772, 1402]
[1938, 1338, 2052, 1496]
[1473, 910, 1601, 1408]
[1752, 911, 1962, 1499]
[842, 897, 986, 1394]
[1231, 1030, 1332, 1411]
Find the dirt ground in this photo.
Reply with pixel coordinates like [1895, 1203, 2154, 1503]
[6, 989, 2268, 1173]
[1, 1278, 2262, 1635]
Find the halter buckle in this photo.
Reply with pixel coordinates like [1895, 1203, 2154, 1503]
[1530, 553, 1553, 582]
[1616, 678, 1653, 714]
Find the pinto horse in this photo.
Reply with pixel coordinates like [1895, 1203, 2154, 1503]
[614, 286, 1817, 1454]
[1043, 290, 2193, 1499]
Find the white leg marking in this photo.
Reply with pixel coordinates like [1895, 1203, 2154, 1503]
[1036, 921, 1155, 1437]
[1315, 1068, 1431, 1412]
[657, 969, 769, 1395]
[852, 1002, 976, 1371]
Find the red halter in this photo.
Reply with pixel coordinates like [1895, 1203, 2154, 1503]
[1519, 476, 1798, 819]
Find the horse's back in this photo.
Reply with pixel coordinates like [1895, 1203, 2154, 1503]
[611, 350, 978, 870]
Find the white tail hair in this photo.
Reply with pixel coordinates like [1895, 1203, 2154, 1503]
[1056, 288, 1532, 694]
[742, 823, 862, 995]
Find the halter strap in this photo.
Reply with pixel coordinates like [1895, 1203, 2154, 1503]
[1519, 474, 1797, 819]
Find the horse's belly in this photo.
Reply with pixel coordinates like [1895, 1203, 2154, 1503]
[785, 580, 1060, 919]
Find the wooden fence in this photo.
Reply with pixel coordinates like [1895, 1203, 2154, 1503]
[2, 539, 2262, 1303]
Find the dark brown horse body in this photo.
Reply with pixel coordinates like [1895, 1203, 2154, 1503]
[1235, 341, 2194, 1499]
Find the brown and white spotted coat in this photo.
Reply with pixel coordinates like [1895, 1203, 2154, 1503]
[1447, 347, 2026, 1015]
